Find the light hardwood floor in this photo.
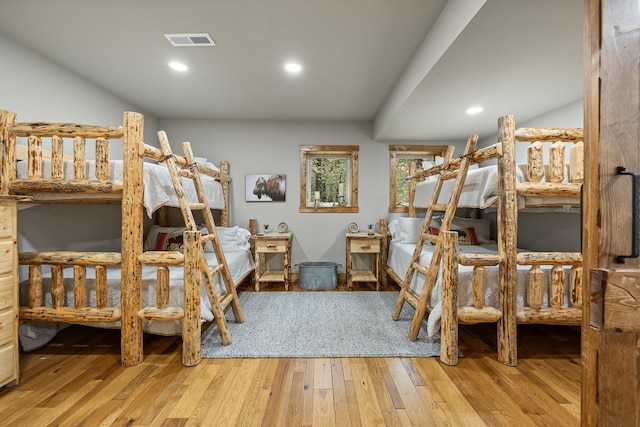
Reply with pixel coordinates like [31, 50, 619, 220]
[0, 282, 580, 426]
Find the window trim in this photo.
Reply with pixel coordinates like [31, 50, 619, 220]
[389, 145, 449, 213]
[300, 145, 359, 213]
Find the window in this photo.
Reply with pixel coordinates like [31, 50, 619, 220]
[389, 145, 448, 213]
[300, 145, 358, 213]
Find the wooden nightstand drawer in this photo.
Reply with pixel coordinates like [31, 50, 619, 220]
[256, 239, 287, 253]
[0, 344, 16, 386]
[0, 281, 12, 312]
[349, 238, 380, 253]
[0, 310, 13, 344]
[0, 205, 13, 240]
[0, 242, 13, 276]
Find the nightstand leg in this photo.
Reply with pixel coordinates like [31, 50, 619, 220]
[284, 244, 290, 291]
[346, 243, 353, 291]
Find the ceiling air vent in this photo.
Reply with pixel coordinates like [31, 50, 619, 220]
[164, 33, 216, 47]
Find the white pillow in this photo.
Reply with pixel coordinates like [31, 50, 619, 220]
[388, 220, 401, 240]
[200, 226, 252, 253]
[203, 161, 220, 171]
[392, 217, 442, 243]
[193, 156, 207, 164]
[236, 227, 252, 250]
[433, 216, 492, 243]
[211, 226, 239, 252]
[397, 217, 424, 244]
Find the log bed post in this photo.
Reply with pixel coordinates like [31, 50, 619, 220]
[379, 219, 388, 288]
[440, 230, 459, 365]
[497, 115, 518, 366]
[220, 161, 229, 227]
[0, 110, 17, 196]
[182, 230, 201, 366]
[408, 162, 417, 218]
[120, 111, 145, 367]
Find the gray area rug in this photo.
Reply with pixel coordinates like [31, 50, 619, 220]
[201, 291, 444, 358]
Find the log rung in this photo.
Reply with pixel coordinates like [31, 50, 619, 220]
[412, 263, 430, 276]
[403, 288, 419, 309]
[210, 264, 224, 276]
[19, 251, 121, 266]
[20, 306, 121, 322]
[178, 169, 197, 179]
[138, 306, 184, 321]
[457, 306, 502, 324]
[220, 292, 234, 309]
[10, 179, 123, 193]
[138, 250, 185, 266]
[458, 253, 502, 266]
[189, 203, 206, 211]
[516, 307, 582, 324]
[421, 233, 438, 243]
[516, 182, 581, 198]
[432, 203, 448, 212]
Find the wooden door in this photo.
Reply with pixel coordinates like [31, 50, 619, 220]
[583, 0, 640, 424]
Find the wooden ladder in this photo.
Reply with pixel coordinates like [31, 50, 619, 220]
[156, 131, 244, 346]
[392, 134, 478, 341]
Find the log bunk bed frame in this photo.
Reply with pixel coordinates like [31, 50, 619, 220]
[381, 114, 584, 367]
[0, 109, 242, 367]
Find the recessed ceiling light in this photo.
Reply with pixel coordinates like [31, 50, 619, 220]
[465, 106, 484, 115]
[169, 61, 188, 72]
[284, 62, 302, 74]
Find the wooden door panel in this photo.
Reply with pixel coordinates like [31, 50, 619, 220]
[591, 269, 640, 332]
[584, 0, 640, 425]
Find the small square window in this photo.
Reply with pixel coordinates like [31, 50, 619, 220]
[300, 145, 358, 213]
[389, 145, 448, 213]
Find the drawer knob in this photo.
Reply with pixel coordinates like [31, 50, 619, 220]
[361, 244, 371, 249]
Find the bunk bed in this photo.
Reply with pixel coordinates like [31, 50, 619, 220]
[0, 109, 254, 366]
[383, 114, 583, 366]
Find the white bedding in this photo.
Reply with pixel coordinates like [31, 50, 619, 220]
[18, 250, 254, 351]
[15, 160, 225, 217]
[387, 240, 573, 337]
[413, 164, 580, 210]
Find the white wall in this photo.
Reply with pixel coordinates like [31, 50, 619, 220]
[159, 119, 415, 272]
[0, 33, 159, 253]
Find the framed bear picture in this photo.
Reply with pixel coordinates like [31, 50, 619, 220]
[245, 174, 286, 202]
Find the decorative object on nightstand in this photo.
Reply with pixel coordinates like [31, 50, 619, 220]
[367, 224, 374, 235]
[254, 231, 292, 291]
[278, 222, 288, 233]
[348, 222, 359, 233]
[345, 231, 383, 291]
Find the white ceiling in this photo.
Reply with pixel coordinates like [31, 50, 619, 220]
[0, 0, 583, 141]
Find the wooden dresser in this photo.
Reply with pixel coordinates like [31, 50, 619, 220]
[0, 199, 18, 388]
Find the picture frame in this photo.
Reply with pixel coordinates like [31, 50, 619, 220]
[245, 174, 286, 202]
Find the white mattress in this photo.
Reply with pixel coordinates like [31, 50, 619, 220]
[15, 160, 225, 217]
[18, 250, 254, 351]
[387, 240, 573, 337]
[413, 164, 580, 210]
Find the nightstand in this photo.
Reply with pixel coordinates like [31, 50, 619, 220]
[254, 232, 292, 291]
[346, 232, 383, 291]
